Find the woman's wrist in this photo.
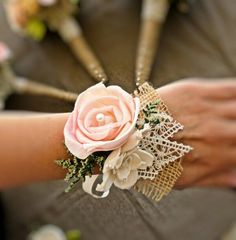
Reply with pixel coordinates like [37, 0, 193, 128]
[0, 113, 70, 189]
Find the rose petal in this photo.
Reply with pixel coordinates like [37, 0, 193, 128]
[64, 113, 88, 159]
[79, 96, 119, 119]
[76, 125, 111, 142]
[118, 98, 132, 123]
[74, 83, 109, 111]
[64, 83, 140, 159]
[108, 85, 136, 119]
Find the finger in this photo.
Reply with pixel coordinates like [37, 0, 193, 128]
[192, 169, 236, 188]
[213, 100, 236, 119]
[200, 80, 236, 100]
[174, 119, 236, 147]
[202, 119, 236, 143]
[176, 155, 236, 189]
[175, 163, 211, 189]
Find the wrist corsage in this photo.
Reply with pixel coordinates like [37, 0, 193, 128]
[4, 0, 107, 82]
[56, 82, 192, 201]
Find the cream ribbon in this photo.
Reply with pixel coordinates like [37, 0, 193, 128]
[142, 0, 169, 22]
[82, 175, 110, 198]
[58, 16, 82, 42]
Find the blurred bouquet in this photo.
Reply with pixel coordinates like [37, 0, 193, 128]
[5, 0, 78, 40]
[28, 224, 81, 240]
[4, 0, 107, 82]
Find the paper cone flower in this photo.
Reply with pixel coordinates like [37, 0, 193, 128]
[4, 0, 107, 82]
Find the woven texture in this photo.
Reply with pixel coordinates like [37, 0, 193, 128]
[135, 160, 183, 201]
[134, 82, 191, 201]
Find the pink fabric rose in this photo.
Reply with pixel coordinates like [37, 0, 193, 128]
[0, 42, 11, 63]
[64, 83, 140, 159]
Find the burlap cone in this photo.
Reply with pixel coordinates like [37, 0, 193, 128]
[69, 35, 108, 83]
[136, 0, 169, 86]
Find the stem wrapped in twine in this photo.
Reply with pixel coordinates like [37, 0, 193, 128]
[49, 16, 108, 83]
[0, 62, 78, 109]
[14, 77, 78, 102]
[4, 0, 108, 83]
[136, 0, 170, 86]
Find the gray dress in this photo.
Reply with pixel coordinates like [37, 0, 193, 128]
[1, 0, 236, 239]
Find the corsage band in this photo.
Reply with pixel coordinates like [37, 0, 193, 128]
[56, 82, 192, 202]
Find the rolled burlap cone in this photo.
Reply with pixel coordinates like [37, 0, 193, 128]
[69, 36, 108, 83]
[136, 19, 163, 86]
[1, 62, 78, 105]
[135, 0, 170, 86]
[56, 16, 108, 83]
[4, 0, 108, 83]
[14, 77, 78, 102]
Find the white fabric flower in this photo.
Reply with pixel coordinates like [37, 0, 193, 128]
[28, 225, 66, 240]
[96, 131, 154, 192]
[37, 0, 57, 6]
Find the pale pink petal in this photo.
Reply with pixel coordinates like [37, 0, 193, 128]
[112, 105, 123, 122]
[75, 129, 98, 143]
[64, 82, 140, 158]
[74, 83, 109, 110]
[107, 85, 136, 118]
[64, 114, 88, 159]
[76, 125, 111, 141]
[79, 96, 119, 119]
[118, 98, 132, 123]
[82, 99, 139, 152]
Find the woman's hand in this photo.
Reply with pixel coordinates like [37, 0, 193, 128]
[158, 79, 236, 188]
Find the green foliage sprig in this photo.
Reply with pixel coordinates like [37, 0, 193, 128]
[55, 145, 110, 192]
[136, 100, 161, 129]
[143, 100, 161, 125]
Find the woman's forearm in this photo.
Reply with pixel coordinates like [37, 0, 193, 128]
[0, 113, 69, 189]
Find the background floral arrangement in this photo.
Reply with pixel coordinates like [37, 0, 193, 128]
[5, 0, 79, 40]
[28, 224, 81, 240]
[4, 0, 108, 82]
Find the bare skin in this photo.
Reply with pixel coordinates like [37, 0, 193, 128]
[158, 79, 236, 188]
[0, 79, 235, 189]
[0, 113, 68, 189]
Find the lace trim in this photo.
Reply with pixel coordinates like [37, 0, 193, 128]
[134, 82, 192, 201]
